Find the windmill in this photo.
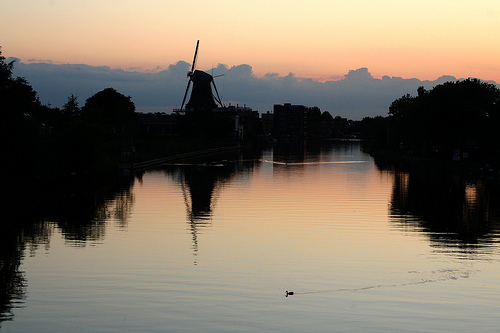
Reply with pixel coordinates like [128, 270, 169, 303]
[180, 40, 224, 111]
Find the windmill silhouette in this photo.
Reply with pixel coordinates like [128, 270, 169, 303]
[181, 40, 224, 111]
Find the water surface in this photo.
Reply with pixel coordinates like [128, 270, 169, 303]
[2, 141, 500, 332]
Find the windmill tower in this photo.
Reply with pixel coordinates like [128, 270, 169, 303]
[181, 40, 224, 111]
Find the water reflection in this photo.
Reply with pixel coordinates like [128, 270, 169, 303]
[1, 174, 135, 326]
[53, 181, 135, 246]
[375, 156, 500, 250]
[4, 142, 500, 328]
[1, 224, 27, 325]
[157, 149, 264, 261]
[272, 138, 328, 164]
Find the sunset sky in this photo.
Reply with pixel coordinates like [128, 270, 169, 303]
[3, 0, 500, 83]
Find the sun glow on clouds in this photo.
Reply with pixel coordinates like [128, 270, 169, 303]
[2, 0, 500, 82]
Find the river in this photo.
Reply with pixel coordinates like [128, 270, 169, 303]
[2, 140, 500, 332]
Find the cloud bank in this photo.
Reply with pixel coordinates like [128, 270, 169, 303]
[10, 58, 498, 120]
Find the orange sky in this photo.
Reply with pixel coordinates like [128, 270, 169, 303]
[2, 0, 499, 83]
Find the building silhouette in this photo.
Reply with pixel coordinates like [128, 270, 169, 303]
[273, 103, 308, 137]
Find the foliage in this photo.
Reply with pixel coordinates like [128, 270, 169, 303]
[371, 78, 500, 162]
[308, 106, 322, 121]
[82, 88, 136, 136]
[321, 111, 334, 122]
[360, 116, 388, 151]
[62, 94, 80, 118]
[1, 48, 41, 169]
[1, 47, 140, 182]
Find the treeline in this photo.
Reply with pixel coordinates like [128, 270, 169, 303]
[2, 51, 135, 184]
[5, 45, 500, 181]
[361, 78, 500, 165]
[1, 49, 239, 188]
[2, 49, 142, 320]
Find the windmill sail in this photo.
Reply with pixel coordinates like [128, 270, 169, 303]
[181, 40, 224, 110]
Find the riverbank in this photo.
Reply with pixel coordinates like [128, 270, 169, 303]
[366, 147, 500, 178]
[129, 144, 242, 171]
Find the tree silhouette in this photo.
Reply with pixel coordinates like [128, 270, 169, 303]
[321, 111, 334, 123]
[62, 94, 80, 118]
[386, 78, 500, 160]
[82, 87, 136, 136]
[1, 48, 42, 169]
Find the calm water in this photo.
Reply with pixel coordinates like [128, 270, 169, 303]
[3, 141, 500, 332]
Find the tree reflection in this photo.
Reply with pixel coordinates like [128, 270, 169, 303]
[59, 190, 133, 245]
[1, 174, 135, 324]
[0, 224, 27, 326]
[375, 156, 500, 248]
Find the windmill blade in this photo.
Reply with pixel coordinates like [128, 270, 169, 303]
[212, 81, 224, 107]
[181, 80, 191, 110]
[190, 40, 199, 73]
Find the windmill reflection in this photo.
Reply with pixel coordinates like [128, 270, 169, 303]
[164, 150, 262, 263]
[179, 163, 229, 262]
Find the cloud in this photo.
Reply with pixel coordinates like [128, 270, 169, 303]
[343, 67, 373, 80]
[9, 57, 499, 120]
